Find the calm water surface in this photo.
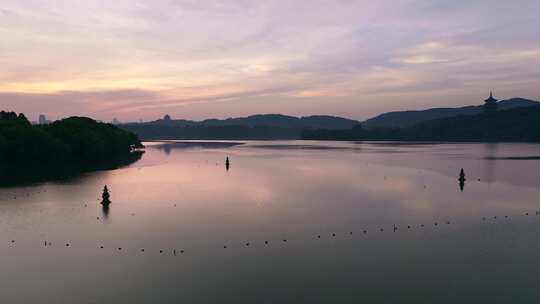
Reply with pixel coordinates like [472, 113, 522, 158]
[1, 141, 540, 303]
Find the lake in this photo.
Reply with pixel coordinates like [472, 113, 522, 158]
[1, 141, 540, 303]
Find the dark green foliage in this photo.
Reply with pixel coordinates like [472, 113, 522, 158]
[120, 114, 359, 140]
[303, 106, 540, 142]
[302, 124, 364, 140]
[0, 112, 143, 185]
[363, 98, 540, 129]
[41, 117, 142, 162]
[0, 111, 62, 164]
[122, 124, 303, 140]
[0, 113, 142, 164]
[402, 106, 540, 142]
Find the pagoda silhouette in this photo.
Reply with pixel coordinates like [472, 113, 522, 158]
[484, 91, 498, 113]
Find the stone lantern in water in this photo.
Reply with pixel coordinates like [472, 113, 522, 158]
[459, 169, 466, 192]
[101, 185, 111, 206]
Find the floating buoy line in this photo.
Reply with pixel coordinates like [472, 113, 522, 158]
[5, 210, 540, 256]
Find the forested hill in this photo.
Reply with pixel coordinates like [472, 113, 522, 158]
[199, 114, 358, 129]
[303, 106, 540, 142]
[0, 111, 143, 184]
[121, 114, 359, 140]
[363, 98, 540, 129]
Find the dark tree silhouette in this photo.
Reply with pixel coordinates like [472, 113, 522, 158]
[0, 112, 143, 185]
[303, 106, 540, 142]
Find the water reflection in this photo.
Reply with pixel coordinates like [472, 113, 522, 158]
[1, 140, 540, 303]
[102, 205, 110, 220]
[152, 141, 243, 156]
[162, 144, 172, 155]
[0, 151, 143, 187]
[483, 143, 498, 184]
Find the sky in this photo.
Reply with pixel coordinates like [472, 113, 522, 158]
[1, 0, 540, 122]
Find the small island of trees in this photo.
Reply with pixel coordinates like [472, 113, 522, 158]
[0, 111, 143, 185]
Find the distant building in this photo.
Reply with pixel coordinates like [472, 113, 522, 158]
[484, 91, 498, 113]
[112, 118, 120, 125]
[163, 114, 172, 121]
[38, 114, 51, 125]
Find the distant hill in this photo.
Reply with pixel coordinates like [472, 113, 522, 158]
[144, 114, 358, 129]
[303, 106, 540, 142]
[363, 98, 540, 129]
[121, 114, 359, 140]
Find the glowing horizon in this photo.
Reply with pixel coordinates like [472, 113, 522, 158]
[1, 0, 540, 122]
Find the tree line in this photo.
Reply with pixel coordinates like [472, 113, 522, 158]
[302, 106, 540, 142]
[0, 112, 143, 185]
